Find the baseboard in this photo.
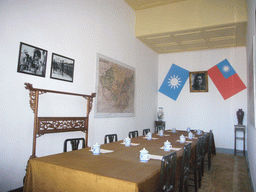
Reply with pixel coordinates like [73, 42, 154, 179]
[216, 147, 235, 155]
[8, 187, 23, 192]
[216, 147, 248, 157]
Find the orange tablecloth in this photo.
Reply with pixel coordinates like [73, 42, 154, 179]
[23, 130, 214, 192]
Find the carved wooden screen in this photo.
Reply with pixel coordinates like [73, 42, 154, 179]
[25, 83, 96, 158]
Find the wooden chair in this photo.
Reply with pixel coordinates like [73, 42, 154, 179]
[129, 130, 139, 138]
[63, 138, 85, 152]
[188, 136, 205, 191]
[201, 133, 208, 177]
[104, 134, 118, 144]
[179, 143, 192, 192]
[204, 130, 213, 172]
[143, 128, 150, 136]
[160, 152, 177, 192]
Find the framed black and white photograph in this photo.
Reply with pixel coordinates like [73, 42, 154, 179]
[50, 53, 75, 82]
[17, 42, 47, 77]
[189, 71, 208, 92]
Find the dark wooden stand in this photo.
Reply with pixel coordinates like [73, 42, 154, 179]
[154, 121, 165, 133]
[234, 125, 245, 156]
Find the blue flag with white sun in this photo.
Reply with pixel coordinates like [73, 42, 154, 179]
[159, 64, 189, 101]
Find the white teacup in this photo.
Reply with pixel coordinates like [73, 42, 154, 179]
[165, 144, 172, 151]
[140, 148, 150, 162]
[188, 132, 193, 139]
[147, 132, 152, 140]
[164, 140, 172, 151]
[91, 142, 100, 155]
[172, 128, 176, 133]
[124, 137, 131, 147]
[159, 129, 164, 136]
[180, 134, 186, 143]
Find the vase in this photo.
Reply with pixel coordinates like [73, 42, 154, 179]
[236, 109, 244, 125]
[157, 107, 164, 121]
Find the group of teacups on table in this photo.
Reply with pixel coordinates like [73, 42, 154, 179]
[90, 127, 203, 163]
[138, 128, 202, 162]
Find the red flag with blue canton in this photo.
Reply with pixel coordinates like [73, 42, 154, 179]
[208, 59, 246, 100]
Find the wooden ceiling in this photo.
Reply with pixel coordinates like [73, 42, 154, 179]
[136, 22, 246, 53]
[124, 0, 247, 54]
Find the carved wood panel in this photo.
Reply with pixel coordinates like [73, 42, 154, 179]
[37, 117, 88, 136]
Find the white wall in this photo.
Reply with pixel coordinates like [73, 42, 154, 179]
[246, 0, 256, 190]
[158, 47, 247, 150]
[0, 0, 158, 191]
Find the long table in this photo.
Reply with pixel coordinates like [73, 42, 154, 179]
[23, 130, 215, 192]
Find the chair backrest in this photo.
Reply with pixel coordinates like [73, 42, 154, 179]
[196, 136, 205, 165]
[202, 133, 208, 156]
[206, 130, 213, 170]
[179, 143, 192, 192]
[104, 134, 118, 144]
[156, 125, 165, 132]
[160, 152, 177, 192]
[207, 130, 213, 154]
[129, 130, 139, 138]
[63, 138, 85, 152]
[143, 128, 150, 136]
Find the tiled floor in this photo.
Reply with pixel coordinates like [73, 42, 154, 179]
[191, 153, 253, 192]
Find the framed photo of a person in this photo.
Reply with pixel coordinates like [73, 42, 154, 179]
[189, 71, 208, 92]
[50, 53, 75, 82]
[17, 42, 47, 77]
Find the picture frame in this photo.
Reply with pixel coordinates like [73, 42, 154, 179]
[189, 71, 208, 92]
[17, 42, 47, 77]
[50, 53, 75, 82]
[95, 53, 135, 118]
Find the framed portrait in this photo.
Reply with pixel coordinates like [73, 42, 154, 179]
[17, 42, 47, 77]
[189, 71, 208, 92]
[50, 53, 75, 82]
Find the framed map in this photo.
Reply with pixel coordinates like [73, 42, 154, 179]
[95, 53, 135, 118]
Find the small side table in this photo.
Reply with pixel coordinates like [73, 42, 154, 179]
[234, 125, 245, 156]
[155, 121, 165, 133]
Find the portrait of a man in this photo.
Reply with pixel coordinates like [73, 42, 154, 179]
[189, 71, 208, 92]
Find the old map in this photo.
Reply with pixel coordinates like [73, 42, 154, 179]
[95, 54, 135, 117]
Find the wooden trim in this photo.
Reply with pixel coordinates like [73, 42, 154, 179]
[25, 82, 96, 98]
[37, 117, 88, 135]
